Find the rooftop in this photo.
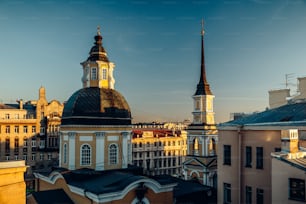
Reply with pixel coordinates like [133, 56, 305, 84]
[219, 101, 306, 127]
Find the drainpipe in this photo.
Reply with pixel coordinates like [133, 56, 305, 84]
[238, 126, 242, 204]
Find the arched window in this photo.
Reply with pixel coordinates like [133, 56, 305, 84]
[193, 138, 199, 156]
[109, 144, 118, 165]
[80, 144, 91, 166]
[63, 143, 67, 164]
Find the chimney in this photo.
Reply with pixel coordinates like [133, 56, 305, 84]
[281, 129, 299, 153]
[19, 99, 23, 110]
[268, 89, 290, 109]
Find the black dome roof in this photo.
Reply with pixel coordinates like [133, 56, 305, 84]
[62, 87, 131, 125]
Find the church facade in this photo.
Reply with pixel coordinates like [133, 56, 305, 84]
[182, 21, 218, 189]
[31, 27, 178, 204]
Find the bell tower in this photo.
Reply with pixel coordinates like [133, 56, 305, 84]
[81, 26, 116, 89]
[183, 20, 218, 188]
[192, 20, 215, 125]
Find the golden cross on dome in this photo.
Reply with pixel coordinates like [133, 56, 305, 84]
[97, 25, 101, 35]
[201, 19, 205, 36]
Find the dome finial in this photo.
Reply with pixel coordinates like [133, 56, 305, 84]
[97, 25, 101, 35]
[201, 19, 205, 36]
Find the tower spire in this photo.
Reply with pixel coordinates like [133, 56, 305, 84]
[194, 19, 212, 95]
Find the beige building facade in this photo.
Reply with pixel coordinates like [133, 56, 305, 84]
[218, 101, 306, 204]
[271, 129, 306, 203]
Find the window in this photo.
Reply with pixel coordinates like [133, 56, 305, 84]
[81, 144, 91, 166]
[102, 68, 107, 79]
[5, 138, 10, 153]
[5, 126, 10, 133]
[246, 186, 252, 204]
[31, 140, 36, 147]
[40, 153, 44, 160]
[245, 146, 252, 168]
[195, 99, 200, 110]
[39, 140, 45, 148]
[256, 188, 264, 204]
[14, 126, 19, 133]
[91, 67, 97, 80]
[289, 178, 305, 201]
[5, 114, 10, 119]
[109, 144, 118, 165]
[32, 154, 36, 161]
[32, 126, 36, 133]
[40, 127, 45, 134]
[23, 138, 28, 147]
[63, 143, 67, 164]
[23, 154, 27, 161]
[139, 142, 142, 148]
[256, 147, 263, 169]
[224, 183, 231, 204]
[23, 126, 28, 133]
[147, 152, 150, 157]
[14, 114, 19, 119]
[48, 153, 52, 161]
[224, 145, 231, 165]
[14, 137, 19, 153]
[146, 142, 150, 147]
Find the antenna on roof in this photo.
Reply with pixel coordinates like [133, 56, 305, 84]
[281, 73, 295, 89]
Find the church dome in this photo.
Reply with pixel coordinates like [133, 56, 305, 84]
[61, 87, 131, 125]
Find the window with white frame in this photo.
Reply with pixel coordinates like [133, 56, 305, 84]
[102, 68, 107, 79]
[31, 140, 36, 147]
[14, 126, 19, 133]
[32, 126, 36, 133]
[40, 153, 44, 160]
[23, 138, 28, 147]
[23, 154, 27, 161]
[39, 140, 45, 148]
[91, 67, 97, 80]
[80, 144, 91, 166]
[63, 143, 67, 164]
[23, 126, 28, 133]
[5, 126, 10, 133]
[32, 154, 36, 161]
[109, 144, 118, 165]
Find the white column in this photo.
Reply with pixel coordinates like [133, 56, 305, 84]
[96, 132, 105, 170]
[59, 133, 62, 167]
[122, 132, 129, 168]
[68, 132, 76, 170]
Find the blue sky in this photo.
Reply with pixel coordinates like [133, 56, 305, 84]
[1, 0, 306, 123]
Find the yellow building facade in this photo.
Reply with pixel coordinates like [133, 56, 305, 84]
[0, 87, 63, 178]
[0, 160, 27, 204]
[132, 123, 187, 176]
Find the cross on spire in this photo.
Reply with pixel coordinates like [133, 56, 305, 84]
[201, 19, 205, 36]
[97, 25, 101, 35]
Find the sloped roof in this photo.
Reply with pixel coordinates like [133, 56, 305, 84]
[31, 189, 73, 204]
[219, 101, 306, 127]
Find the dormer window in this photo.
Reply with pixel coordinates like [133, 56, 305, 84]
[91, 67, 97, 80]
